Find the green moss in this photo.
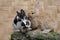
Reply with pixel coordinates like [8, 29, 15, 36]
[35, 32, 60, 40]
[11, 32, 60, 40]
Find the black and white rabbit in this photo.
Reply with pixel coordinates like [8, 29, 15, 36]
[13, 9, 31, 33]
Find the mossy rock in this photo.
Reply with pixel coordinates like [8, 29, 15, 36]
[27, 31, 60, 40]
[11, 32, 60, 40]
[11, 32, 29, 40]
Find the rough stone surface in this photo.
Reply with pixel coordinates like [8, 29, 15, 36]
[11, 31, 60, 40]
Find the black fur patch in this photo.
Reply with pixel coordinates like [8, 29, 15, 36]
[14, 16, 21, 25]
[26, 21, 29, 25]
[21, 22, 25, 26]
[17, 9, 26, 19]
[21, 22, 27, 29]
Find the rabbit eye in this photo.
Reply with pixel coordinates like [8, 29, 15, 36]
[32, 13, 34, 14]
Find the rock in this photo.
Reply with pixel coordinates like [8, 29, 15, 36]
[11, 30, 60, 40]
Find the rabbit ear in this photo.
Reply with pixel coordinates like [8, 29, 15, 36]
[20, 9, 25, 15]
[16, 11, 18, 13]
[20, 9, 25, 13]
[16, 11, 20, 14]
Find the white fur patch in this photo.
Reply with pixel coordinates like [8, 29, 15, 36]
[22, 19, 27, 25]
[17, 16, 20, 19]
[13, 21, 22, 32]
[22, 19, 31, 28]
